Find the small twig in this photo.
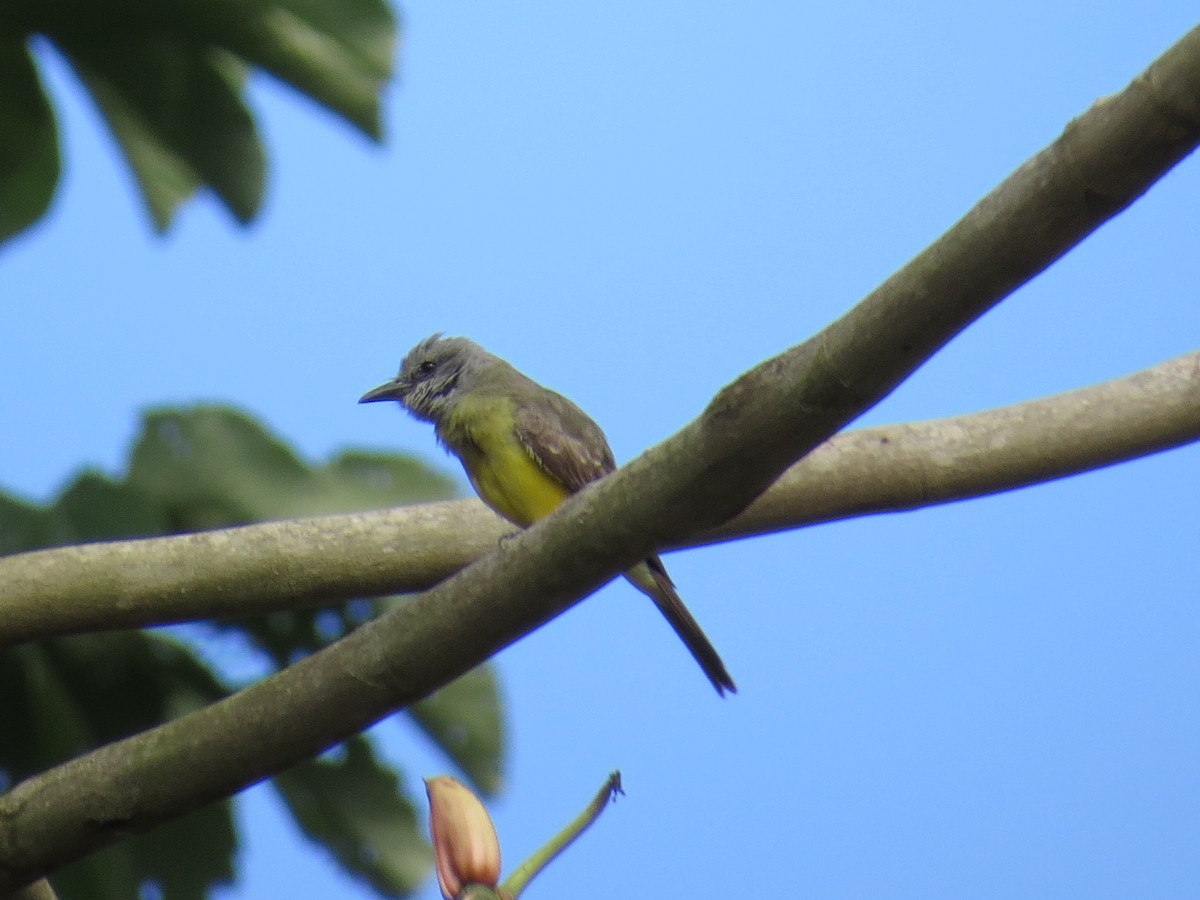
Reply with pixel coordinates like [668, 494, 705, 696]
[502, 772, 624, 898]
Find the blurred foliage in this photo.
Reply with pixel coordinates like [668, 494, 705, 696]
[0, 406, 507, 899]
[0, 634, 237, 900]
[275, 737, 432, 897]
[0, 0, 396, 243]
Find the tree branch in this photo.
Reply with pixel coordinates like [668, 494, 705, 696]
[2, 351, 1198, 647]
[2, 24, 1199, 894]
[704, 349, 1200, 545]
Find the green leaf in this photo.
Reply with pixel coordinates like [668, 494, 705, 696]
[55, 470, 170, 543]
[0, 491, 59, 556]
[127, 406, 457, 527]
[0, 31, 59, 245]
[2, 0, 395, 233]
[70, 0, 398, 139]
[54, 29, 263, 230]
[39, 844, 140, 900]
[127, 406, 314, 527]
[220, 597, 385, 673]
[115, 803, 237, 900]
[322, 449, 463, 512]
[0, 407, 457, 553]
[0, 470, 183, 556]
[0, 404, 493, 899]
[273, 0, 394, 80]
[0, 634, 236, 900]
[49, 804, 237, 900]
[410, 667, 506, 796]
[214, 0, 396, 140]
[38, 632, 229, 738]
[274, 736, 432, 896]
[0, 646, 92, 782]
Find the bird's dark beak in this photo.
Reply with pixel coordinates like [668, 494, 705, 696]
[359, 379, 405, 404]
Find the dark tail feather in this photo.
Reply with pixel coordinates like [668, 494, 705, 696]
[629, 556, 737, 696]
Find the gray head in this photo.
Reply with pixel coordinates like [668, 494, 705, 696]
[359, 334, 496, 423]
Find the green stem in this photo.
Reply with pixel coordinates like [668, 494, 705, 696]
[501, 772, 624, 898]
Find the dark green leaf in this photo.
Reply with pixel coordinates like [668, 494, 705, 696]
[322, 449, 463, 510]
[38, 632, 229, 739]
[0, 404, 491, 900]
[275, 736, 432, 896]
[56, 470, 170, 543]
[274, 0, 394, 79]
[409, 667, 506, 796]
[0, 634, 236, 900]
[40, 844, 140, 900]
[117, 802, 237, 900]
[0, 470, 177, 555]
[210, 0, 396, 139]
[67, 0, 398, 138]
[127, 406, 313, 527]
[0, 491, 59, 556]
[0, 646, 91, 781]
[3, 0, 395, 233]
[50, 803, 237, 900]
[54, 29, 263, 229]
[0, 31, 58, 245]
[127, 406, 457, 527]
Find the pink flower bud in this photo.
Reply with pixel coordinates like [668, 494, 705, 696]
[426, 776, 502, 899]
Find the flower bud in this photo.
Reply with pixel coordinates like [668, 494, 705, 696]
[426, 776, 502, 899]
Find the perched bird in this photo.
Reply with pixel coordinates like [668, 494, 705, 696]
[361, 335, 736, 695]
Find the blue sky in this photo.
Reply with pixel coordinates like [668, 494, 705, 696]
[5, 3, 1200, 898]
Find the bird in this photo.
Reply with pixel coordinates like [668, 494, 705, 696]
[360, 334, 736, 696]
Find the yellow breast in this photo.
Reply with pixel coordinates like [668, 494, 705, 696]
[444, 396, 570, 527]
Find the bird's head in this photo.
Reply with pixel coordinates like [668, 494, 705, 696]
[359, 333, 492, 423]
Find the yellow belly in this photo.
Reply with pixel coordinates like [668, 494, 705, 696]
[450, 400, 570, 527]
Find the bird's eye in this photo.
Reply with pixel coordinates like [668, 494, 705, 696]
[418, 360, 437, 375]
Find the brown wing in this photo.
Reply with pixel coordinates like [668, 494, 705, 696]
[514, 389, 615, 494]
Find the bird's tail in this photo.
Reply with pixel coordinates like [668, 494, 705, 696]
[627, 557, 737, 696]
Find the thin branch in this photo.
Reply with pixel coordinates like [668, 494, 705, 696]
[1, 25, 1199, 893]
[1, 351, 1197, 647]
[702, 349, 1200, 545]
[0, 500, 493, 649]
[501, 771, 624, 898]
